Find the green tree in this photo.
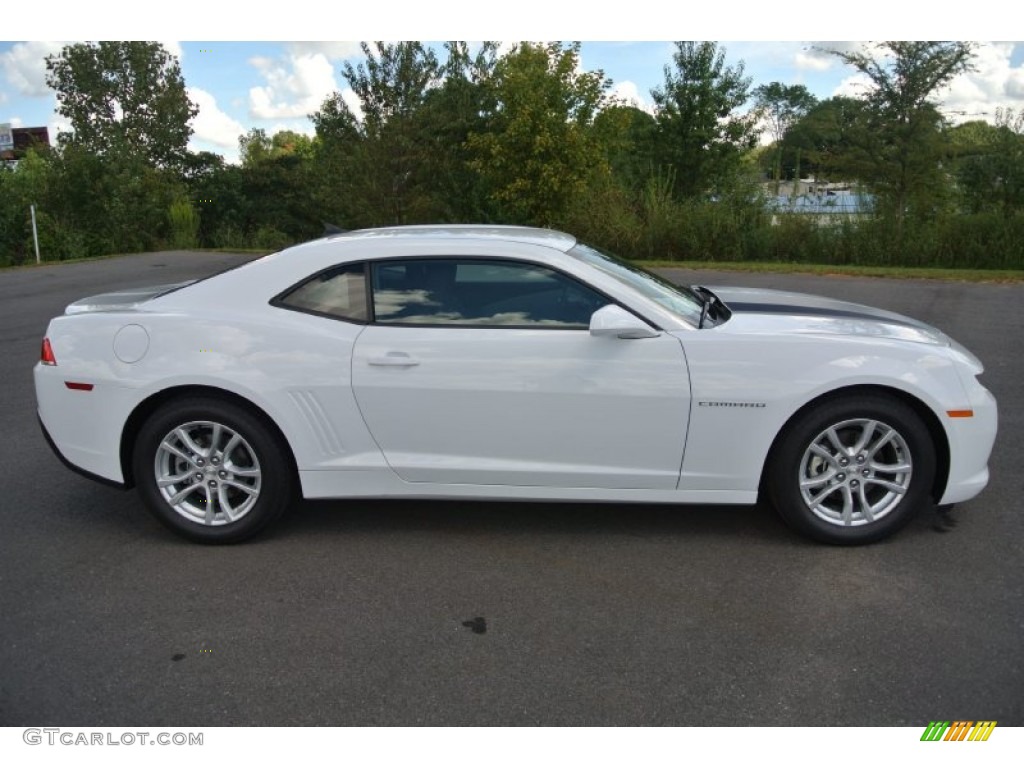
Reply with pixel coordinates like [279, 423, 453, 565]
[45, 41, 198, 169]
[210, 130, 320, 245]
[181, 150, 227, 193]
[239, 128, 273, 167]
[467, 41, 612, 225]
[343, 41, 440, 131]
[312, 41, 441, 225]
[592, 104, 658, 194]
[408, 41, 500, 221]
[184, 159, 248, 246]
[651, 42, 759, 199]
[39, 142, 184, 257]
[168, 198, 200, 249]
[954, 108, 1024, 217]
[37, 41, 195, 257]
[781, 96, 867, 182]
[753, 82, 818, 186]
[0, 150, 54, 264]
[822, 41, 976, 224]
[270, 130, 315, 160]
[239, 128, 315, 168]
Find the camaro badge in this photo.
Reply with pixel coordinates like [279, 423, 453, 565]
[697, 401, 767, 408]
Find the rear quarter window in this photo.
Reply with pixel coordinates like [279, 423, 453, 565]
[274, 263, 368, 322]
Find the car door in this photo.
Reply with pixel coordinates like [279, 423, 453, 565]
[350, 257, 692, 489]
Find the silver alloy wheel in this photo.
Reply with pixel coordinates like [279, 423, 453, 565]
[798, 418, 913, 527]
[153, 420, 262, 526]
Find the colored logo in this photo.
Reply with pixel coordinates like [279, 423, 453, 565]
[920, 721, 996, 741]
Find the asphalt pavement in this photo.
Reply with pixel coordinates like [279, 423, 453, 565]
[0, 251, 1021, 726]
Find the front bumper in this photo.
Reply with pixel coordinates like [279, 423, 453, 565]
[939, 382, 997, 505]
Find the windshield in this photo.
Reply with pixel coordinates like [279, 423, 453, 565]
[569, 243, 704, 326]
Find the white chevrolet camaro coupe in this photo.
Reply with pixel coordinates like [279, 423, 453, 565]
[35, 225, 997, 545]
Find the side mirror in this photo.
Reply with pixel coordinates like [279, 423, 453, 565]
[589, 305, 660, 339]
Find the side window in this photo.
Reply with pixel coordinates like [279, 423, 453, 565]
[275, 263, 368, 321]
[370, 259, 608, 327]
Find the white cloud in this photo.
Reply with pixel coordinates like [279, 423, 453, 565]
[9, 116, 23, 127]
[1, 41, 182, 102]
[610, 80, 653, 114]
[187, 86, 245, 148]
[462, 40, 517, 57]
[937, 42, 1024, 121]
[160, 40, 183, 60]
[812, 41, 863, 54]
[1007, 69, 1024, 100]
[819, 43, 1024, 123]
[794, 51, 831, 72]
[249, 52, 340, 119]
[285, 42, 361, 60]
[48, 117, 71, 142]
[1, 41, 65, 97]
[943, 74, 988, 107]
[267, 121, 316, 137]
[832, 73, 874, 99]
[796, 42, 866, 72]
[340, 87, 363, 122]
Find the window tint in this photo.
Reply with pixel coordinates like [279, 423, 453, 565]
[277, 263, 368, 321]
[371, 259, 608, 327]
[454, 262, 558, 285]
[569, 243, 703, 325]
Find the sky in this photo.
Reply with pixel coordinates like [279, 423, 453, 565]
[2, 5, 1022, 164]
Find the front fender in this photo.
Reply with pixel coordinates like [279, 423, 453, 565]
[675, 333, 967, 493]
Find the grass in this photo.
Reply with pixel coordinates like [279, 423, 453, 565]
[194, 247, 274, 255]
[638, 260, 1024, 283]
[0, 251, 137, 270]
[0, 248, 269, 271]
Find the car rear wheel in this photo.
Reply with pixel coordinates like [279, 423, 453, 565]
[766, 394, 936, 544]
[133, 397, 293, 543]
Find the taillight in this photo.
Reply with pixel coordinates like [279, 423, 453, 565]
[41, 337, 57, 366]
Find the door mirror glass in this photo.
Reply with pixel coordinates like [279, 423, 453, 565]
[589, 305, 659, 339]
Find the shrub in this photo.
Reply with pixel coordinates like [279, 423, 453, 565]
[251, 225, 292, 251]
[168, 199, 200, 250]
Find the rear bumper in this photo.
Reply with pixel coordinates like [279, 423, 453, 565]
[34, 363, 131, 485]
[37, 412, 127, 490]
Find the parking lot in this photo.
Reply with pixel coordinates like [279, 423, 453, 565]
[1, 250, 1021, 726]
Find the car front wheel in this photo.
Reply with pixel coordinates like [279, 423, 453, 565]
[767, 394, 937, 544]
[133, 397, 293, 543]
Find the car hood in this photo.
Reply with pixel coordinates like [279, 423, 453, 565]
[64, 281, 196, 315]
[705, 286, 949, 346]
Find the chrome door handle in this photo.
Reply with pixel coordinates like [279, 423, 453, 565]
[367, 353, 420, 367]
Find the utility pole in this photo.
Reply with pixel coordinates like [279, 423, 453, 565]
[30, 204, 41, 264]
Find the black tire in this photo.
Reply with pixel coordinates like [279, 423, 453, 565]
[133, 397, 294, 543]
[766, 393, 936, 545]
